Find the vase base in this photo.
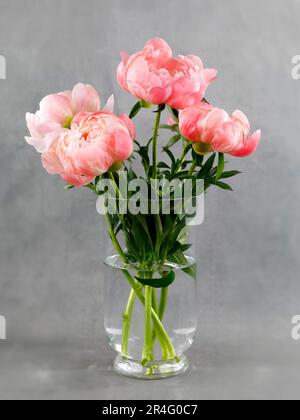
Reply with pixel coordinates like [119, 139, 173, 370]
[113, 354, 189, 380]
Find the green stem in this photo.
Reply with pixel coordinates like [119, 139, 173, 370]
[152, 107, 162, 180]
[108, 171, 120, 195]
[122, 270, 176, 360]
[152, 288, 157, 313]
[149, 288, 157, 359]
[188, 161, 197, 176]
[104, 170, 177, 362]
[158, 287, 168, 320]
[121, 287, 137, 358]
[104, 215, 176, 360]
[142, 286, 153, 365]
[105, 210, 137, 359]
[104, 214, 127, 263]
[151, 287, 168, 349]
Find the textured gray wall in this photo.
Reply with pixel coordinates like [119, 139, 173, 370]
[0, 0, 300, 399]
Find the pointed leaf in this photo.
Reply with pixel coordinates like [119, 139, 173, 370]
[214, 181, 233, 191]
[165, 134, 181, 149]
[129, 101, 142, 119]
[135, 271, 175, 288]
[220, 170, 242, 179]
[197, 153, 216, 178]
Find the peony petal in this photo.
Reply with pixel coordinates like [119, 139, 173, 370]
[230, 130, 261, 157]
[42, 142, 64, 175]
[25, 132, 59, 154]
[71, 83, 101, 114]
[71, 112, 91, 129]
[102, 94, 115, 113]
[61, 172, 95, 187]
[39, 94, 73, 124]
[232, 110, 250, 137]
[143, 38, 172, 62]
[211, 121, 243, 154]
[118, 114, 136, 139]
[120, 51, 130, 65]
[112, 129, 134, 161]
[147, 86, 172, 105]
[25, 113, 62, 152]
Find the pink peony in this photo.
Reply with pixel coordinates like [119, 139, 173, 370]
[117, 38, 217, 110]
[41, 112, 135, 186]
[25, 83, 114, 153]
[179, 103, 261, 157]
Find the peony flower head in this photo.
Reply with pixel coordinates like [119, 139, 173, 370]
[179, 103, 261, 158]
[117, 38, 217, 110]
[25, 83, 114, 153]
[41, 111, 135, 186]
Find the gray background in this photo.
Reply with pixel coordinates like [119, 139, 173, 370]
[0, 0, 300, 400]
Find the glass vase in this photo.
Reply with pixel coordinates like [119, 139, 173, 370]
[99, 190, 202, 379]
[103, 250, 197, 379]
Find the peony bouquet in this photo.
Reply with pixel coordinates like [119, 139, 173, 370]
[25, 39, 261, 378]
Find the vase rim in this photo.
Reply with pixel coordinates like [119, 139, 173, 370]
[104, 253, 196, 274]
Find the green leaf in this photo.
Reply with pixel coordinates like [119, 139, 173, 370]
[169, 107, 179, 121]
[220, 170, 242, 179]
[127, 166, 137, 181]
[129, 101, 142, 119]
[159, 124, 178, 131]
[140, 99, 152, 109]
[154, 104, 166, 113]
[135, 215, 154, 251]
[134, 140, 141, 148]
[213, 181, 233, 191]
[191, 149, 204, 167]
[163, 147, 176, 169]
[64, 184, 75, 190]
[157, 162, 170, 169]
[139, 146, 150, 171]
[165, 134, 181, 149]
[177, 226, 189, 244]
[197, 153, 216, 178]
[135, 271, 175, 288]
[182, 263, 197, 280]
[168, 250, 197, 280]
[183, 142, 193, 156]
[215, 153, 224, 181]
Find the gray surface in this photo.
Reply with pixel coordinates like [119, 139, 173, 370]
[0, 0, 300, 400]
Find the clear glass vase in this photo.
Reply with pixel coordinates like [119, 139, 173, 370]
[103, 253, 197, 379]
[98, 188, 203, 379]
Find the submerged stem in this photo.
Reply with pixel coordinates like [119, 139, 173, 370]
[151, 287, 168, 349]
[158, 287, 168, 320]
[142, 286, 153, 365]
[122, 270, 176, 360]
[121, 287, 137, 358]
